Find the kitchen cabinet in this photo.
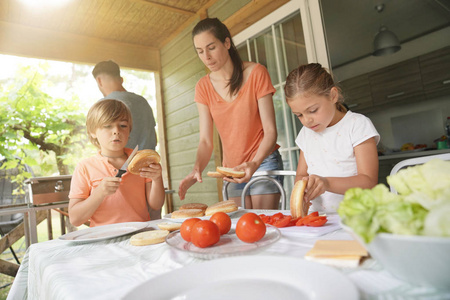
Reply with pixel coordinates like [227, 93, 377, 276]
[340, 74, 373, 111]
[419, 46, 450, 100]
[369, 58, 424, 106]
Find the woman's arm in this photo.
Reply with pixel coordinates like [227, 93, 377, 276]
[178, 103, 214, 200]
[68, 177, 121, 226]
[304, 137, 379, 201]
[231, 94, 277, 183]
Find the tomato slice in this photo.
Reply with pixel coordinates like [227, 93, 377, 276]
[272, 215, 292, 228]
[270, 212, 284, 222]
[306, 217, 327, 227]
[259, 215, 272, 224]
[309, 211, 319, 217]
[288, 216, 301, 227]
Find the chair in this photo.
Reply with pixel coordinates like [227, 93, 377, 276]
[222, 170, 296, 209]
[0, 159, 33, 264]
[389, 153, 450, 193]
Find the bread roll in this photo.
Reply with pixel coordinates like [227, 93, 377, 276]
[130, 230, 169, 246]
[207, 171, 225, 178]
[128, 150, 160, 175]
[179, 203, 208, 212]
[205, 200, 238, 216]
[157, 222, 182, 231]
[216, 167, 245, 178]
[290, 179, 310, 218]
[171, 208, 205, 219]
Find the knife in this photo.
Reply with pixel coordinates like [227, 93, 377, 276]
[115, 145, 139, 177]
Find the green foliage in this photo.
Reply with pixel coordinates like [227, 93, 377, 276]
[0, 63, 95, 189]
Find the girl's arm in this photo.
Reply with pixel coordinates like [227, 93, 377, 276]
[178, 103, 214, 200]
[231, 94, 277, 183]
[69, 177, 121, 226]
[304, 137, 379, 201]
[295, 150, 309, 182]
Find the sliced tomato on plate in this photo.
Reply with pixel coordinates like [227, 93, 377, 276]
[272, 215, 292, 228]
[306, 217, 328, 227]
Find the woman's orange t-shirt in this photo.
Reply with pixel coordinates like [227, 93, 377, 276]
[194, 63, 277, 167]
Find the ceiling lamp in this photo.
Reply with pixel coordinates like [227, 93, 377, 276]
[373, 4, 401, 56]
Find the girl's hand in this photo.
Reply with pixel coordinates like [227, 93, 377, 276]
[224, 161, 259, 184]
[96, 177, 121, 197]
[179, 170, 202, 200]
[304, 175, 328, 202]
[139, 163, 163, 181]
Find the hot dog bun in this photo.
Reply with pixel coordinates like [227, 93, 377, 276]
[179, 203, 208, 212]
[216, 167, 245, 178]
[207, 171, 225, 178]
[128, 150, 160, 175]
[290, 179, 310, 218]
[171, 208, 205, 219]
[205, 200, 238, 216]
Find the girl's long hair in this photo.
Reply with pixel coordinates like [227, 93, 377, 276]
[192, 18, 243, 97]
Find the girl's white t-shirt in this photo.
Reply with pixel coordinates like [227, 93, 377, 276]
[295, 111, 380, 213]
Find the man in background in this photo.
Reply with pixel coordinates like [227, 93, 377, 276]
[92, 60, 157, 150]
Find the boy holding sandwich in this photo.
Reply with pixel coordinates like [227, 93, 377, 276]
[68, 99, 165, 227]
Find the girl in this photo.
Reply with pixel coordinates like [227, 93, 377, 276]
[68, 99, 165, 227]
[285, 63, 379, 213]
[178, 18, 283, 209]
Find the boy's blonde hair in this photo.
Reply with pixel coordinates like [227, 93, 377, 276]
[86, 99, 132, 148]
[285, 63, 347, 112]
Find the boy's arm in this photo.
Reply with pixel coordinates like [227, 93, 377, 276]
[69, 177, 121, 226]
[146, 177, 165, 211]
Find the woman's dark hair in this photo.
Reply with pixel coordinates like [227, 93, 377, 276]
[192, 18, 243, 97]
[284, 63, 347, 112]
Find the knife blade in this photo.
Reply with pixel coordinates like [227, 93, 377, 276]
[115, 145, 139, 177]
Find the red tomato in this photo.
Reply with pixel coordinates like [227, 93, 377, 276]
[210, 212, 231, 235]
[180, 218, 201, 242]
[190, 220, 220, 248]
[270, 212, 284, 222]
[236, 213, 266, 243]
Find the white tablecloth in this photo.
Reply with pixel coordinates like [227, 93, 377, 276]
[7, 210, 450, 300]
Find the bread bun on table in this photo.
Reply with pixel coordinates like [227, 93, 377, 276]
[290, 179, 310, 218]
[128, 150, 160, 175]
[179, 202, 208, 212]
[205, 200, 238, 216]
[216, 167, 245, 178]
[130, 230, 169, 246]
[207, 171, 225, 178]
[171, 208, 205, 219]
[157, 222, 182, 231]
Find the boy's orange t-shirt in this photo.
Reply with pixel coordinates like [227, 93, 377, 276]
[69, 148, 152, 227]
[194, 63, 278, 167]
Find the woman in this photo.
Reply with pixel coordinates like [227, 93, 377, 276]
[178, 18, 283, 209]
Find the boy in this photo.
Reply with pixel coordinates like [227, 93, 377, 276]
[68, 99, 165, 227]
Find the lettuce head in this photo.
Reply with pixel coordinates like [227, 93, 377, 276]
[339, 159, 450, 243]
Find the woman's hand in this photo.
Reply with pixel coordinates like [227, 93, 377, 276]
[224, 161, 259, 184]
[178, 170, 202, 200]
[304, 175, 329, 202]
[139, 163, 163, 182]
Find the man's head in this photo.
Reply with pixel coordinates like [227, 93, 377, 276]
[92, 60, 125, 97]
[92, 60, 121, 78]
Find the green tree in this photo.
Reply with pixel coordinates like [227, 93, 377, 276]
[0, 64, 91, 184]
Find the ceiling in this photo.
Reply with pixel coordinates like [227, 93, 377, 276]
[321, 0, 450, 68]
[0, 0, 215, 49]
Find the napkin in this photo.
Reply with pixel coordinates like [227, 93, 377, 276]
[305, 240, 368, 268]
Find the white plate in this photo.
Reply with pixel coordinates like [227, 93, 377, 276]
[163, 208, 241, 223]
[166, 225, 281, 259]
[122, 255, 359, 300]
[59, 222, 148, 243]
